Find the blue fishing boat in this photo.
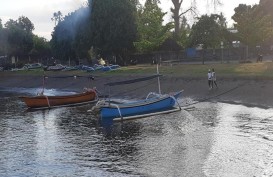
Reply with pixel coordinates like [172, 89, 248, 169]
[90, 65, 183, 121]
[98, 91, 182, 120]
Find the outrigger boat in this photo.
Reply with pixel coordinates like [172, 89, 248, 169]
[90, 65, 183, 121]
[19, 75, 98, 109]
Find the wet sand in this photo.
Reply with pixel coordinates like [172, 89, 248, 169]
[1, 72, 273, 108]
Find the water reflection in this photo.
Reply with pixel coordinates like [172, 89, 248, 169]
[33, 109, 77, 176]
[203, 104, 273, 177]
[1, 91, 273, 176]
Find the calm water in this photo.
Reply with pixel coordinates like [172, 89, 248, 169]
[1, 88, 273, 177]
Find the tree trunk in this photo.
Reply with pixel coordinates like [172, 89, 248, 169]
[171, 0, 182, 39]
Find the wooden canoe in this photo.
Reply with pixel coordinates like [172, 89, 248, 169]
[19, 90, 97, 109]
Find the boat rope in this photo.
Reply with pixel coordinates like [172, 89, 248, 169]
[41, 74, 96, 94]
[111, 103, 123, 121]
[44, 95, 51, 108]
[170, 94, 183, 110]
[110, 77, 195, 98]
[110, 79, 158, 97]
[105, 74, 162, 86]
[181, 81, 247, 108]
[146, 92, 161, 99]
[44, 75, 95, 79]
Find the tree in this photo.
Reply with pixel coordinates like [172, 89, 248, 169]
[232, 4, 273, 49]
[4, 17, 34, 58]
[51, 7, 91, 62]
[89, 0, 137, 64]
[0, 16, 51, 63]
[134, 0, 173, 53]
[4, 19, 17, 29]
[171, 0, 222, 39]
[18, 16, 34, 33]
[72, 7, 92, 60]
[188, 14, 227, 49]
[51, 11, 63, 26]
[30, 35, 51, 60]
[0, 18, 7, 56]
[177, 16, 191, 47]
[259, 0, 273, 22]
[257, 0, 273, 46]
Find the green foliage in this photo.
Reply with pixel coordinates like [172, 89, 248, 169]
[256, 0, 273, 23]
[171, 0, 222, 40]
[188, 14, 227, 49]
[51, 11, 63, 26]
[89, 0, 137, 62]
[0, 19, 5, 55]
[18, 16, 35, 33]
[51, 7, 91, 62]
[30, 35, 51, 58]
[232, 4, 273, 47]
[177, 16, 191, 47]
[134, 0, 173, 53]
[4, 16, 34, 57]
[0, 16, 51, 61]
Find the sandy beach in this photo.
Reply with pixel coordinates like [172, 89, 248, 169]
[1, 71, 273, 109]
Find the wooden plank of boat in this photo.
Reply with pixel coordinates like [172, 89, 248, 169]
[26, 99, 98, 110]
[20, 90, 97, 109]
[113, 107, 181, 122]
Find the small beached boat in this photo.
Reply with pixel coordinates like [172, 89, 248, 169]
[45, 64, 66, 71]
[90, 65, 183, 121]
[20, 89, 97, 109]
[25, 63, 43, 70]
[19, 75, 98, 109]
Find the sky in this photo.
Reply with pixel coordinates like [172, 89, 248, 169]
[0, 0, 259, 41]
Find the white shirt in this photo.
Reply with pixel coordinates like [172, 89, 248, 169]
[212, 72, 216, 80]
[208, 72, 212, 80]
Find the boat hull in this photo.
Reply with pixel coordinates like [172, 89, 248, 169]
[20, 90, 97, 109]
[100, 91, 182, 119]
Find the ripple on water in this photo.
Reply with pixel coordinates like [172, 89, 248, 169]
[203, 103, 273, 177]
[1, 93, 273, 177]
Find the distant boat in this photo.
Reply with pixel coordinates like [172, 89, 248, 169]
[62, 66, 78, 71]
[20, 89, 97, 109]
[101, 65, 120, 71]
[25, 63, 43, 70]
[45, 64, 65, 71]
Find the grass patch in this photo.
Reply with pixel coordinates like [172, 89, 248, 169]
[106, 62, 273, 78]
[5, 62, 273, 79]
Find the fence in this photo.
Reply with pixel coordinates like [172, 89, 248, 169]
[129, 46, 268, 65]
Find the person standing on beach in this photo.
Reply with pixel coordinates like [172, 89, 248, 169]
[208, 69, 212, 89]
[211, 68, 218, 88]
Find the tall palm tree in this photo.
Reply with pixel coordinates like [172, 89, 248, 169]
[51, 11, 63, 26]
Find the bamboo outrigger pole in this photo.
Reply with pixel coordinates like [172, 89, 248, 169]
[41, 72, 45, 95]
[157, 64, 161, 94]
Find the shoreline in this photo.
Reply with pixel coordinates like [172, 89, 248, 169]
[1, 72, 273, 109]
